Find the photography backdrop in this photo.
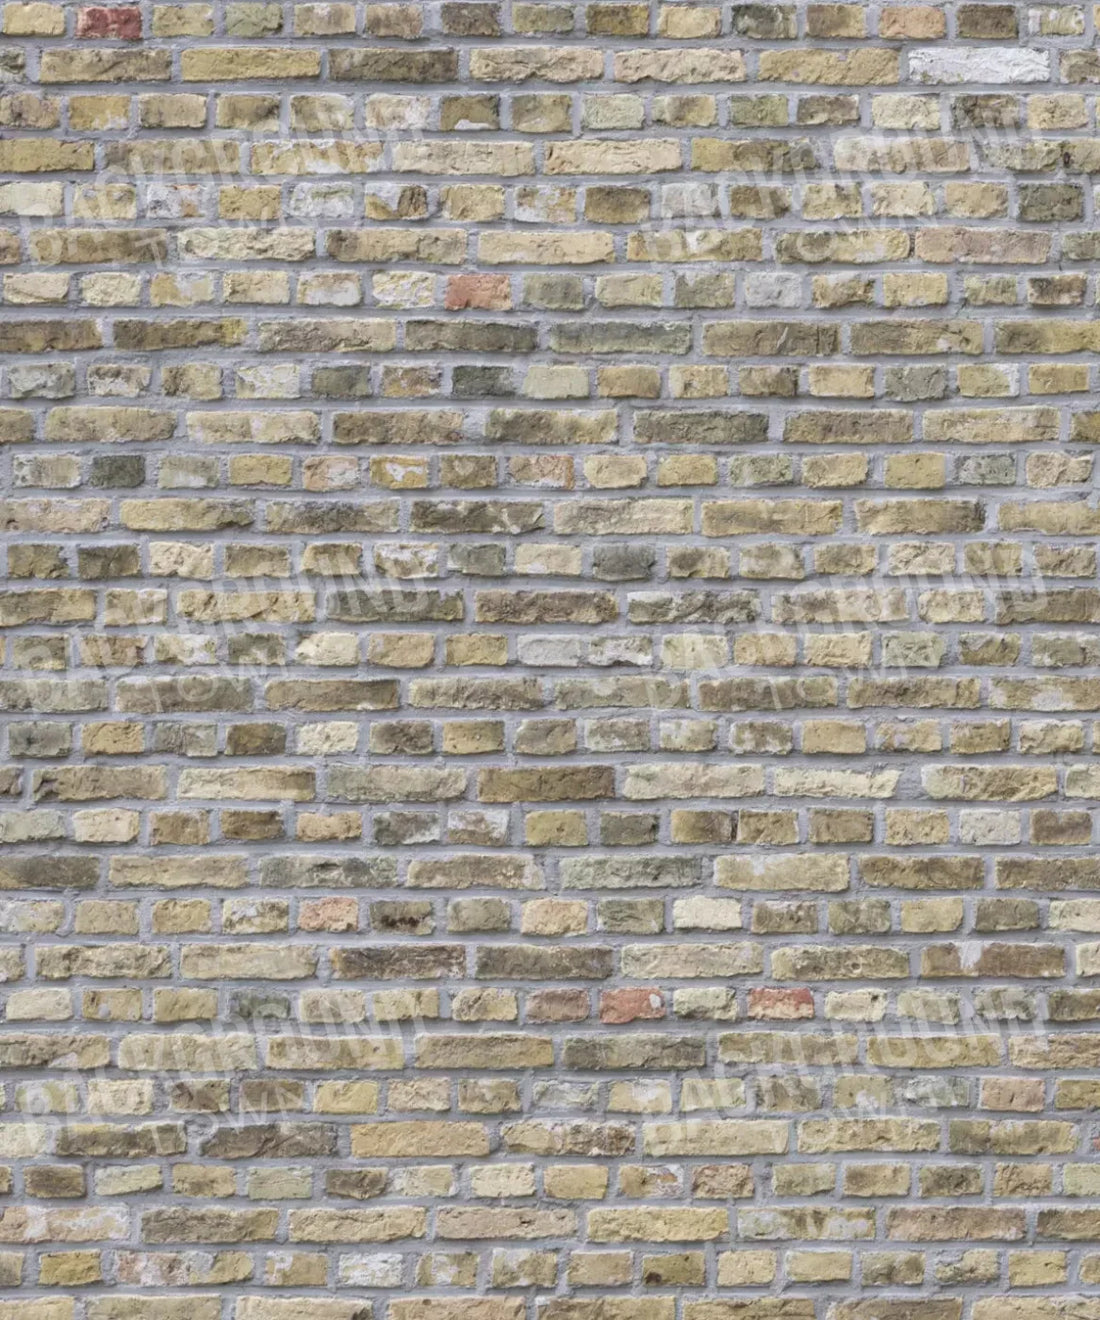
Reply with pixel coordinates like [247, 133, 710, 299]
[0, 0, 1098, 1316]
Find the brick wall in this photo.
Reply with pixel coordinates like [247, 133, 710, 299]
[1, 0, 1099, 1315]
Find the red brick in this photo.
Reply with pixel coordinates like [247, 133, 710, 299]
[600, 988, 666, 1024]
[445, 274, 512, 312]
[77, 5, 142, 38]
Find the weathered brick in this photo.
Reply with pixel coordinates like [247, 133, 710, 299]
[0, 3, 1093, 1308]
